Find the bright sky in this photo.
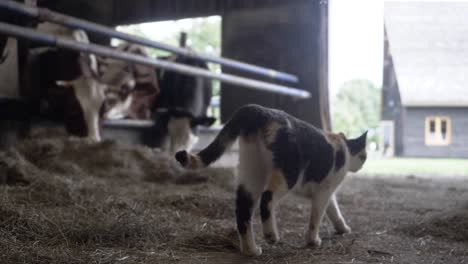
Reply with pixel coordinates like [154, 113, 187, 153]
[329, 0, 384, 97]
[116, 16, 221, 47]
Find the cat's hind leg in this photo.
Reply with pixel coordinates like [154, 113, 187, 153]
[260, 168, 289, 244]
[326, 193, 351, 234]
[306, 188, 334, 247]
[236, 136, 269, 256]
[236, 185, 263, 256]
[260, 127, 301, 244]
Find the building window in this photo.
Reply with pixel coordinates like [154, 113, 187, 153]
[425, 116, 451, 146]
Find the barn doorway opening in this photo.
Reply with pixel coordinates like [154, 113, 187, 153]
[114, 16, 222, 124]
[329, 0, 468, 178]
[328, 0, 383, 154]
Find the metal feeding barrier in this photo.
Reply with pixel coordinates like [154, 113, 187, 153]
[0, 0, 299, 84]
[0, 22, 310, 99]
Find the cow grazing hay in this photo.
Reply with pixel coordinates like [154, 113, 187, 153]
[0, 130, 467, 263]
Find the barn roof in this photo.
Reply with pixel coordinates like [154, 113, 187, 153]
[385, 1, 468, 107]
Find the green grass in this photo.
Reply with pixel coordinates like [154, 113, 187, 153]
[360, 157, 468, 176]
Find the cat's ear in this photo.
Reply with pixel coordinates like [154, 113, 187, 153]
[358, 130, 368, 142]
[356, 130, 368, 149]
[346, 131, 368, 155]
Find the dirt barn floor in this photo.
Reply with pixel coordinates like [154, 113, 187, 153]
[1, 131, 467, 264]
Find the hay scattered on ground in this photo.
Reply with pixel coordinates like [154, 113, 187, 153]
[0, 131, 467, 263]
[401, 204, 468, 242]
[0, 132, 238, 263]
[1, 129, 234, 186]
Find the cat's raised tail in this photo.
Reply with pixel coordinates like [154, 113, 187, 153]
[175, 110, 243, 169]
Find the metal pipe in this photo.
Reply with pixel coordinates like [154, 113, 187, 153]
[0, 0, 299, 84]
[103, 119, 155, 128]
[0, 22, 310, 99]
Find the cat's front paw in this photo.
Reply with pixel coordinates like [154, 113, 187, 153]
[240, 245, 262, 256]
[335, 224, 351, 235]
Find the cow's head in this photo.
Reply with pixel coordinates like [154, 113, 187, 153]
[54, 30, 110, 141]
[101, 43, 159, 120]
[159, 109, 216, 154]
[56, 77, 108, 141]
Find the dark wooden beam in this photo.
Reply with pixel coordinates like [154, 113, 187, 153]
[111, 0, 291, 25]
[382, 26, 404, 155]
[221, 0, 330, 129]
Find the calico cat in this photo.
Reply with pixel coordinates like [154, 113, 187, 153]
[175, 104, 367, 256]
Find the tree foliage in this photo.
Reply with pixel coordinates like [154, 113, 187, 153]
[116, 18, 221, 95]
[332, 79, 381, 143]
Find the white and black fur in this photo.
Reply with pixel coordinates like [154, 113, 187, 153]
[154, 108, 216, 154]
[152, 55, 215, 154]
[175, 104, 367, 256]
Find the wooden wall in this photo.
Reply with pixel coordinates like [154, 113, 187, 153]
[111, 0, 287, 25]
[403, 107, 468, 158]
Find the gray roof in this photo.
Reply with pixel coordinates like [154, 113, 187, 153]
[385, 1, 468, 107]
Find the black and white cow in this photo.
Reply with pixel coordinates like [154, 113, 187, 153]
[30, 25, 108, 140]
[30, 23, 157, 141]
[101, 43, 160, 121]
[102, 52, 216, 152]
[152, 55, 216, 154]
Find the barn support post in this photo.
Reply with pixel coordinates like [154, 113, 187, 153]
[0, 22, 310, 99]
[382, 26, 404, 156]
[221, 0, 330, 129]
[0, 0, 299, 84]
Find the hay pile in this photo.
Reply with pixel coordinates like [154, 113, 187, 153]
[401, 204, 468, 242]
[0, 129, 234, 185]
[0, 131, 237, 263]
[1, 130, 467, 263]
